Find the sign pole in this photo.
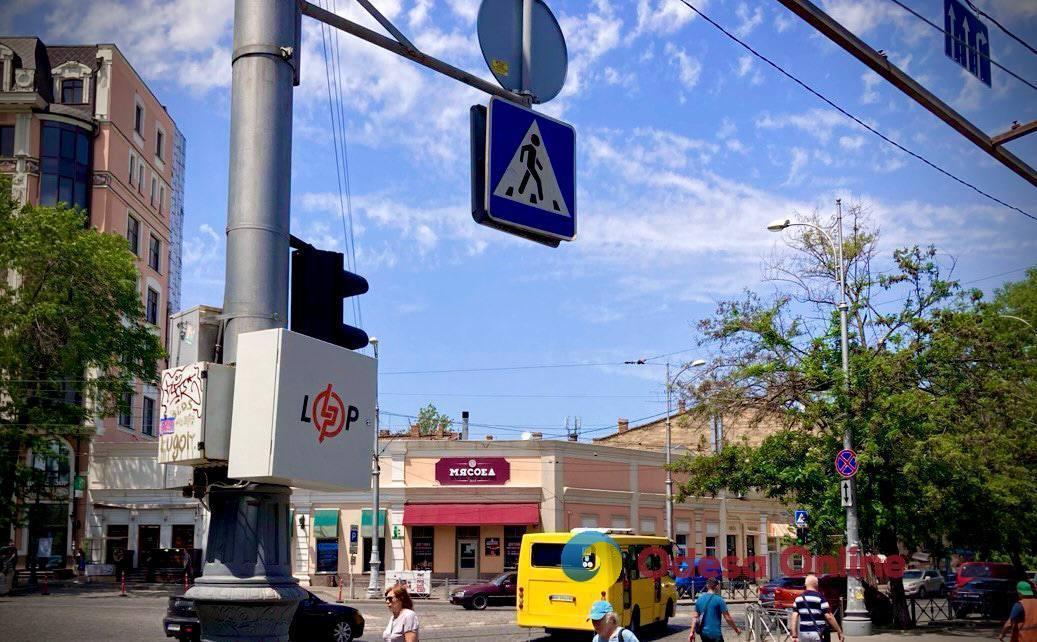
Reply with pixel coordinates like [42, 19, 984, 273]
[521, 0, 534, 98]
[366, 339, 382, 597]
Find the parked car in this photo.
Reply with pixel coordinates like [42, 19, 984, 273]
[450, 571, 517, 610]
[953, 562, 1021, 589]
[772, 575, 893, 626]
[675, 559, 719, 598]
[902, 569, 945, 598]
[163, 591, 365, 642]
[949, 578, 1018, 620]
[759, 577, 804, 608]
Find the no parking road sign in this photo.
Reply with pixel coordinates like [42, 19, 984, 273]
[836, 449, 859, 478]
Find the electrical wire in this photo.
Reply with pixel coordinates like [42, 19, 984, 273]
[886, 0, 1037, 91]
[963, 0, 1037, 57]
[675, 0, 1037, 222]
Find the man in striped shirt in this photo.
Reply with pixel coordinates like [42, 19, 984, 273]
[790, 575, 844, 642]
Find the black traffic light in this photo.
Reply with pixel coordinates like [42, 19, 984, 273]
[796, 526, 808, 545]
[290, 236, 368, 350]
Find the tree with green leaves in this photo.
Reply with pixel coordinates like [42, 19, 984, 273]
[415, 402, 452, 436]
[671, 204, 1036, 627]
[0, 177, 165, 542]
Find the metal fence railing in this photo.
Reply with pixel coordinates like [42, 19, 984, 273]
[745, 604, 793, 642]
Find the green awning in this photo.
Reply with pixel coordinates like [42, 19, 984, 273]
[313, 509, 339, 540]
[361, 509, 386, 538]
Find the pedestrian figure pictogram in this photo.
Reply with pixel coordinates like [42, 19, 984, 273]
[493, 120, 570, 216]
[836, 449, 858, 478]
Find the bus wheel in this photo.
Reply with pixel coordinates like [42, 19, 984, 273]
[663, 599, 674, 628]
[629, 607, 640, 635]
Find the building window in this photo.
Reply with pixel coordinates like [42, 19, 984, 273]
[138, 165, 145, 193]
[126, 215, 139, 254]
[105, 525, 129, 565]
[504, 526, 525, 570]
[119, 392, 133, 429]
[726, 534, 737, 558]
[411, 526, 434, 571]
[580, 515, 599, 528]
[150, 177, 157, 207]
[134, 103, 143, 134]
[61, 79, 83, 104]
[32, 442, 71, 490]
[172, 524, 194, 549]
[0, 125, 13, 156]
[705, 535, 718, 559]
[128, 152, 136, 185]
[146, 287, 159, 325]
[40, 121, 90, 212]
[611, 515, 629, 530]
[158, 186, 165, 215]
[746, 534, 756, 558]
[156, 129, 164, 160]
[639, 517, 656, 535]
[148, 235, 160, 271]
[142, 397, 156, 436]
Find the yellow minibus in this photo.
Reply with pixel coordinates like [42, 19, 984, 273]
[516, 529, 677, 636]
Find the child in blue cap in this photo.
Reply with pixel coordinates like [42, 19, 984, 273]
[589, 600, 640, 642]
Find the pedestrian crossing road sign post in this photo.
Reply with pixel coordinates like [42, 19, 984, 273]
[794, 510, 808, 528]
[472, 97, 576, 245]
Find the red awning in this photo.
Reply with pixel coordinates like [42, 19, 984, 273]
[402, 503, 540, 526]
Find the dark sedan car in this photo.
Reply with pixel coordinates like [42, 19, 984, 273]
[949, 578, 1018, 620]
[449, 571, 517, 610]
[164, 591, 365, 642]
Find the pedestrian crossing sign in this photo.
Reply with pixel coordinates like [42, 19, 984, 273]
[483, 97, 576, 242]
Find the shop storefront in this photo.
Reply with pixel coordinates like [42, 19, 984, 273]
[289, 437, 791, 583]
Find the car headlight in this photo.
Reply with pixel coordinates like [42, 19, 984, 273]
[453, 591, 465, 598]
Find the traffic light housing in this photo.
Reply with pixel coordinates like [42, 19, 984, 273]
[796, 526, 808, 545]
[290, 236, 369, 350]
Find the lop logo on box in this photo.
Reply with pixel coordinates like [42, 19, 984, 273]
[300, 383, 359, 444]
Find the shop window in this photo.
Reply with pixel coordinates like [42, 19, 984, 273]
[313, 509, 339, 574]
[106, 524, 129, 565]
[39, 121, 90, 212]
[172, 525, 194, 549]
[504, 526, 525, 570]
[410, 526, 434, 571]
[29, 504, 68, 570]
[361, 537, 385, 573]
[142, 396, 155, 436]
[0, 125, 13, 156]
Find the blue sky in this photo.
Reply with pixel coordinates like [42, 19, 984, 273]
[8, 0, 1037, 440]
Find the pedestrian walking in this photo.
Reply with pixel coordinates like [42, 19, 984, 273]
[588, 600, 639, 642]
[1000, 580, 1037, 642]
[690, 577, 741, 642]
[790, 574, 844, 642]
[383, 584, 419, 642]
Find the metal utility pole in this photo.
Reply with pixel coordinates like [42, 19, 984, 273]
[775, 0, 1037, 188]
[367, 338, 381, 597]
[186, 2, 305, 640]
[664, 362, 673, 542]
[834, 199, 870, 637]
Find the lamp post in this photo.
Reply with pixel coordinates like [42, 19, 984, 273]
[768, 199, 871, 636]
[625, 358, 705, 541]
[366, 337, 381, 598]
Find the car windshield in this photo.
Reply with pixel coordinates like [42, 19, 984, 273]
[903, 570, 922, 579]
[492, 573, 515, 585]
[781, 577, 806, 588]
[962, 565, 990, 577]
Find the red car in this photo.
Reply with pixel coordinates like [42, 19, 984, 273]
[953, 562, 1021, 589]
[773, 575, 841, 611]
[449, 571, 517, 610]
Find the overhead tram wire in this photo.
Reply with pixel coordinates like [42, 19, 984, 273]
[963, 0, 1037, 57]
[886, 0, 1037, 91]
[674, 0, 1037, 223]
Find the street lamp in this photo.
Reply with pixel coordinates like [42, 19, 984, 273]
[625, 357, 706, 541]
[366, 337, 381, 598]
[768, 200, 871, 637]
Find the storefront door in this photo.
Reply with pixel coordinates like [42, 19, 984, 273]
[138, 525, 160, 567]
[457, 539, 478, 579]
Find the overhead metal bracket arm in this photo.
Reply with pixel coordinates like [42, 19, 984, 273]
[299, 1, 532, 106]
[992, 120, 1037, 147]
[775, 0, 1037, 188]
[354, 0, 417, 53]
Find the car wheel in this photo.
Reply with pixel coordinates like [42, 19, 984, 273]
[471, 594, 488, 610]
[918, 587, 927, 599]
[330, 620, 354, 642]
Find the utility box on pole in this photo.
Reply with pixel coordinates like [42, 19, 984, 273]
[158, 362, 235, 466]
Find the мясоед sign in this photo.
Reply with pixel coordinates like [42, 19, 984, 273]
[435, 457, 510, 485]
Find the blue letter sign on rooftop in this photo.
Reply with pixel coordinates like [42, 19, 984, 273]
[483, 97, 576, 243]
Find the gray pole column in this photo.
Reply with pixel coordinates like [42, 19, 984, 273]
[837, 198, 871, 636]
[664, 362, 673, 542]
[521, 0, 534, 97]
[187, 2, 306, 640]
[367, 338, 382, 597]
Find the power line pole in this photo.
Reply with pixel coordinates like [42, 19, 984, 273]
[186, 2, 306, 640]
[367, 337, 381, 598]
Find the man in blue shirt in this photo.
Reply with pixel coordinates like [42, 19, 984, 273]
[588, 600, 640, 642]
[691, 577, 741, 642]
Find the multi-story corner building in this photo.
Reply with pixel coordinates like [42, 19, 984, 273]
[0, 37, 187, 574]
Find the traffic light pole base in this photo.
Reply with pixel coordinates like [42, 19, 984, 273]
[842, 613, 873, 637]
[187, 483, 306, 642]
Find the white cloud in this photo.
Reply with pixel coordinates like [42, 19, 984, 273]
[603, 66, 637, 89]
[756, 108, 865, 144]
[631, 0, 697, 39]
[839, 136, 865, 150]
[785, 147, 810, 185]
[445, 0, 480, 23]
[716, 118, 737, 140]
[557, 1, 624, 101]
[665, 43, 702, 89]
[860, 71, 882, 105]
[734, 3, 764, 37]
[735, 55, 763, 85]
[818, 0, 899, 34]
[773, 10, 794, 33]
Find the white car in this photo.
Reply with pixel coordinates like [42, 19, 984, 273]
[903, 569, 945, 598]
